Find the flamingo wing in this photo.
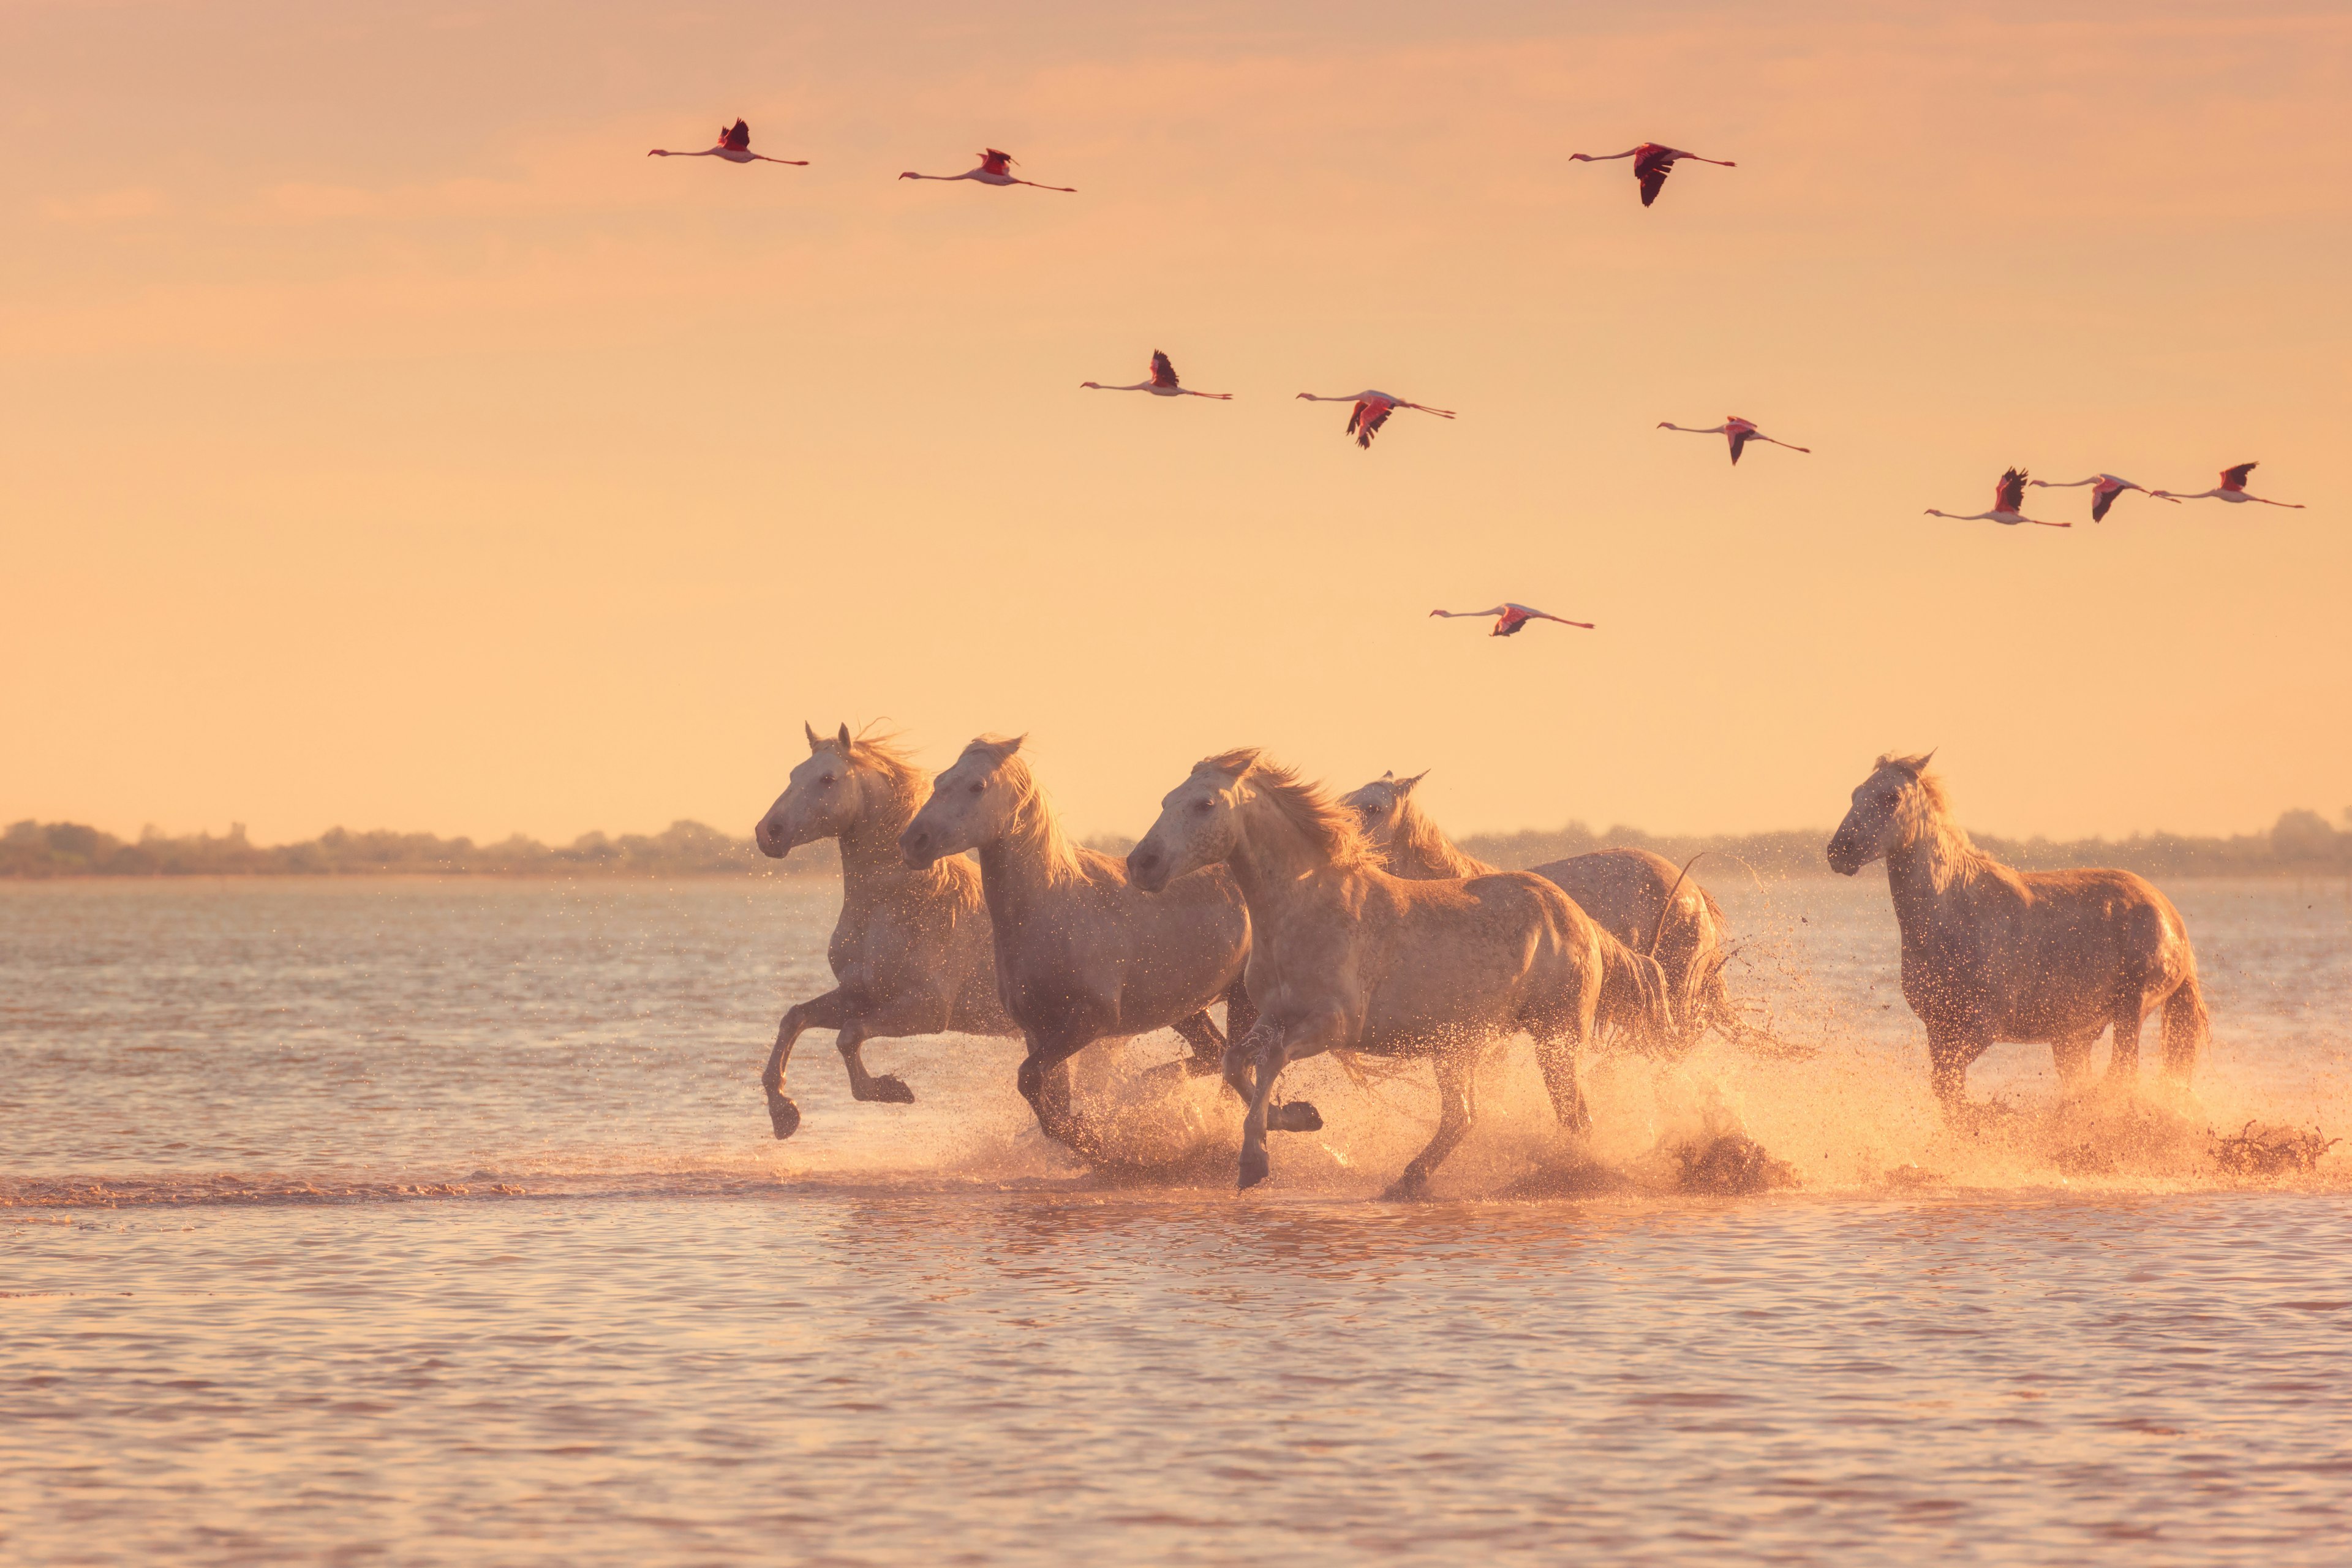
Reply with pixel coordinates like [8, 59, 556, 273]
[1150, 350, 1179, 388]
[1728, 428, 1752, 464]
[723, 119, 750, 151]
[2090, 484, 2119, 522]
[1352, 401, 1395, 448]
[1996, 467, 2027, 513]
[2221, 461, 2256, 490]
[1634, 145, 1675, 206]
[1493, 608, 1531, 635]
[980, 149, 1014, 175]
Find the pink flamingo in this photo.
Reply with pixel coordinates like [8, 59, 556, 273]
[1430, 604, 1595, 638]
[1657, 415, 1810, 466]
[2028, 473, 2179, 523]
[648, 119, 807, 166]
[1926, 467, 2068, 529]
[898, 149, 1074, 192]
[2154, 462, 2305, 510]
[1569, 143, 1736, 207]
[1082, 350, 1231, 399]
[1295, 390, 1456, 449]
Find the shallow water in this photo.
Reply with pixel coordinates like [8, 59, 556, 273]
[4, 875, 2350, 1564]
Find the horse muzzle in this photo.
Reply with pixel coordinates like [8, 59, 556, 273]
[1126, 844, 1170, 893]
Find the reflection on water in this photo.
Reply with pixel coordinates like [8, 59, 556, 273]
[2, 876, 2349, 1562]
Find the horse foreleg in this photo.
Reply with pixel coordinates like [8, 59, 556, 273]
[1238, 1023, 1292, 1191]
[836, 1020, 918, 1104]
[1217, 1020, 1321, 1134]
[2106, 1008, 2144, 1084]
[1926, 1027, 1986, 1117]
[1016, 1033, 1093, 1154]
[1533, 1025, 1593, 1137]
[763, 990, 848, 1139]
[1385, 1047, 1477, 1200]
[2051, 1030, 2099, 1092]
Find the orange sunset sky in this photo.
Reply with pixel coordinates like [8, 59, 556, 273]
[4, 0, 2348, 848]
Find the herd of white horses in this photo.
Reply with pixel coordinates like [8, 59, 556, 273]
[755, 726, 2208, 1195]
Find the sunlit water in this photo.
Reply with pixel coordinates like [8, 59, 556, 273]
[4, 875, 2349, 1564]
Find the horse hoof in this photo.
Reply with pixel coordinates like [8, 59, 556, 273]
[767, 1095, 802, 1140]
[1270, 1101, 1323, 1134]
[1379, 1176, 1428, 1202]
[867, 1075, 916, 1106]
[1237, 1148, 1270, 1190]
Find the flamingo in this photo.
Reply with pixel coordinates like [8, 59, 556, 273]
[1295, 390, 1456, 449]
[2027, 473, 2179, 523]
[1082, 350, 1231, 399]
[1925, 467, 2068, 529]
[1569, 143, 1736, 207]
[898, 149, 1074, 192]
[2153, 462, 2305, 509]
[1658, 416, 1810, 466]
[648, 119, 807, 166]
[1430, 604, 1595, 638]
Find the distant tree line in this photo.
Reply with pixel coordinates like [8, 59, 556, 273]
[6, 808, 2348, 880]
[1, 819, 837, 878]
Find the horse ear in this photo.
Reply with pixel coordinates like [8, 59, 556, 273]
[970, 733, 1025, 764]
[1380, 770, 1395, 782]
[1400, 770, 1430, 794]
[837, 723, 853, 750]
[804, 721, 821, 752]
[1203, 747, 1261, 780]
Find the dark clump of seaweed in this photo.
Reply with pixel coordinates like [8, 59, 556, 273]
[2211, 1121, 2339, 1178]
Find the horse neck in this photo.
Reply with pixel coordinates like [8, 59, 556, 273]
[1224, 797, 1341, 933]
[1882, 807, 1991, 929]
[1392, 801, 1494, 878]
[834, 770, 933, 892]
[973, 776, 1082, 921]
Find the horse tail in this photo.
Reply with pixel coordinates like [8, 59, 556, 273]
[1595, 931, 1676, 1053]
[2161, 968, 2209, 1077]
[1648, 852, 1708, 957]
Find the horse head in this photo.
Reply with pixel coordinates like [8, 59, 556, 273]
[1129, 749, 1259, 892]
[755, 722, 884, 858]
[900, 734, 1027, 868]
[1826, 751, 1937, 875]
[1338, 769, 1428, 853]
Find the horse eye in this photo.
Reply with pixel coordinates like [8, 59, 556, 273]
[970, 782, 986, 796]
[1193, 799, 1213, 813]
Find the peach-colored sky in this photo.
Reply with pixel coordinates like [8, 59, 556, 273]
[4, 0, 2347, 846]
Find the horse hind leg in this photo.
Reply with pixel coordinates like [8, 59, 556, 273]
[1170, 1008, 1227, 1076]
[1533, 1025, 1593, 1137]
[1383, 1049, 1476, 1200]
[837, 1019, 917, 1104]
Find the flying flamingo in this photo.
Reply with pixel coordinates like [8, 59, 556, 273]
[2153, 462, 2305, 510]
[898, 149, 1074, 192]
[1081, 350, 1231, 399]
[1430, 604, 1595, 638]
[2027, 473, 2179, 523]
[1295, 390, 1456, 449]
[1925, 467, 2068, 529]
[647, 119, 807, 166]
[1569, 143, 1736, 207]
[1657, 415, 1810, 465]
